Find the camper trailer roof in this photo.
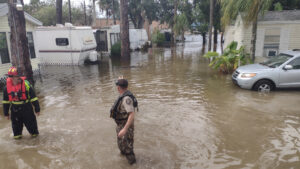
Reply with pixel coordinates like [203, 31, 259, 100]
[36, 24, 92, 31]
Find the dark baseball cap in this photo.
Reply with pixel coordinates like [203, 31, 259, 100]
[115, 79, 128, 88]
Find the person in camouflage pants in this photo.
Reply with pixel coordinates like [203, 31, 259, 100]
[111, 78, 137, 165]
[116, 121, 134, 156]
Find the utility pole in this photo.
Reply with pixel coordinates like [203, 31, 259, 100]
[84, 0, 87, 25]
[7, 0, 34, 84]
[68, 0, 72, 23]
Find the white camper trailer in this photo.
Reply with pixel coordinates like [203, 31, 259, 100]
[95, 25, 149, 54]
[35, 24, 97, 65]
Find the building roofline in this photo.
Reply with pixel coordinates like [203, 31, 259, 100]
[36, 25, 92, 31]
[258, 20, 300, 25]
[24, 12, 43, 26]
[0, 3, 42, 26]
[258, 10, 300, 22]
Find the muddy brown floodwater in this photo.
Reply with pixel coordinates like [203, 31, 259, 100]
[0, 36, 300, 169]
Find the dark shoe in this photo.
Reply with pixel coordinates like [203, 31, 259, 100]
[126, 153, 136, 165]
[120, 151, 126, 156]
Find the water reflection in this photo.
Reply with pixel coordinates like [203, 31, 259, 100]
[0, 35, 299, 169]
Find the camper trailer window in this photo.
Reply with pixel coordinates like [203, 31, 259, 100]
[56, 38, 69, 46]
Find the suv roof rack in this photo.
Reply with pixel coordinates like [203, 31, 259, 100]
[292, 49, 300, 51]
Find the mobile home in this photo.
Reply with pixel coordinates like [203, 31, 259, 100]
[35, 23, 97, 65]
[95, 25, 149, 54]
[224, 10, 300, 58]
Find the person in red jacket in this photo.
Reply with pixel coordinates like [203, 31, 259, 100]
[2, 67, 40, 139]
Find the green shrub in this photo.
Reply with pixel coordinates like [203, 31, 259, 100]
[111, 41, 121, 56]
[204, 41, 252, 74]
[151, 30, 165, 46]
[274, 2, 283, 11]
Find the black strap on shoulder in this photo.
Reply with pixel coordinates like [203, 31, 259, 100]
[110, 90, 138, 119]
[110, 96, 123, 119]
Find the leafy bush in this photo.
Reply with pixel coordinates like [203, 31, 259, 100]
[173, 14, 189, 37]
[204, 41, 252, 74]
[151, 30, 165, 46]
[274, 2, 283, 11]
[111, 41, 121, 56]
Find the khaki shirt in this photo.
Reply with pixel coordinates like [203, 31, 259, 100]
[115, 96, 134, 120]
[119, 96, 135, 113]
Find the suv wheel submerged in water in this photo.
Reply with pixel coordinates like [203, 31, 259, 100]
[253, 80, 275, 92]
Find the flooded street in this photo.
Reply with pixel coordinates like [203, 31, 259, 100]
[0, 36, 300, 169]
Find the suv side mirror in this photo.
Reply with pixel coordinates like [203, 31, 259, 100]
[283, 65, 293, 70]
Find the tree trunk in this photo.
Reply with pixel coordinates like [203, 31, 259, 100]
[145, 18, 151, 41]
[138, 10, 145, 29]
[92, 0, 96, 27]
[129, 14, 138, 29]
[138, 19, 145, 29]
[137, 13, 145, 29]
[84, 0, 87, 25]
[208, 0, 214, 51]
[250, 16, 258, 62]
[172, 0, 178, 45]
[106, 8, 109, 25]
[220, 32, 224, 54]
[202, 32, 206, 45]
[213, 27, 217, 51]
[68, 0, 72, 23]
[56, 0, 62, 24]
[112, 0, 116, 24]
[120, 0, 130, 58]
[8, 0, 34, 84]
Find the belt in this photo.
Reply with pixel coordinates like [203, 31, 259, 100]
[115, 118, 128, 121]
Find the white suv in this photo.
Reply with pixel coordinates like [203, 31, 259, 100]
[232, 50, 300, 92]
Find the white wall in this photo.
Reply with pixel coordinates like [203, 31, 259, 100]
[288, 24, 300, 50]
[224, 15, 249, 50]
[255, 28, 265, 57]
[0, 15, 40, 79]
[257, 22, 300, 55]
[225, 14, 300, 58]
[279, 27, 290, 52]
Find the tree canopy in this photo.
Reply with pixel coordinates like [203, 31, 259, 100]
[221, 0, 273, 27]
[24, 0, 93, 26]
[17, 0, 300, 32]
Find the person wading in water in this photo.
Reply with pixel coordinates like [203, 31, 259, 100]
[2, 67, 40, 139]
[110, 78, 138, 164]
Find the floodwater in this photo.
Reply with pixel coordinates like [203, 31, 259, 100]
[0, 35, 300, 169]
